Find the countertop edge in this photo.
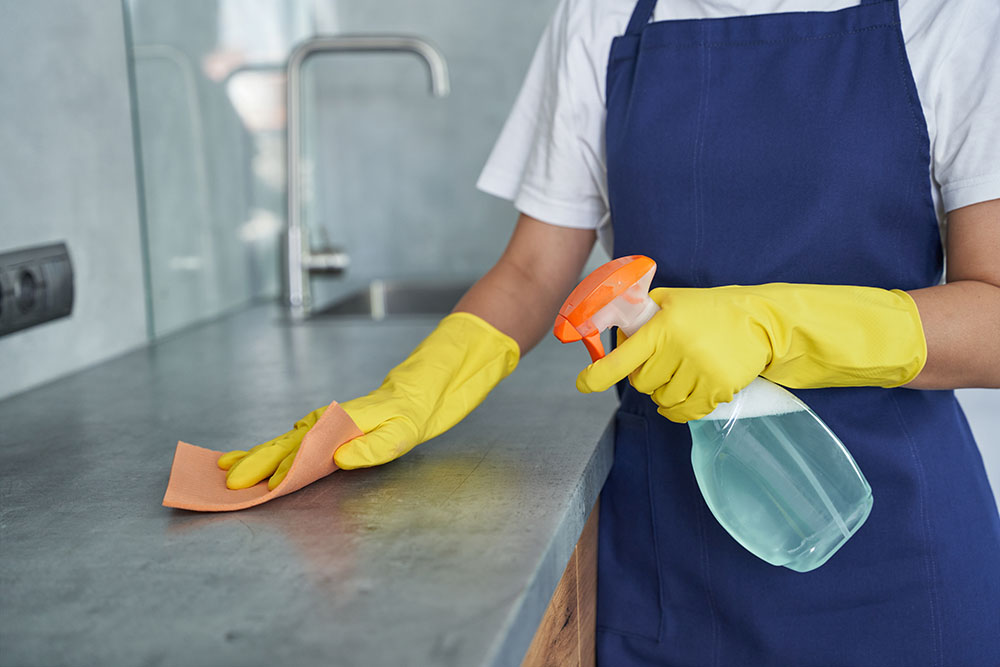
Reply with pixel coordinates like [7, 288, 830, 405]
[485, 417, 616, 667]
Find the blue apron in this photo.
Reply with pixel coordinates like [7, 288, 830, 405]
[599, 1, 1000, 664]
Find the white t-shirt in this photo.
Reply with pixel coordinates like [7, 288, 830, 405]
[477, 0, 1000, 246]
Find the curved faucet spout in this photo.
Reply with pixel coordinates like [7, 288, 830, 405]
[289, 35, 450, 97]
[285, 35, 451, 319]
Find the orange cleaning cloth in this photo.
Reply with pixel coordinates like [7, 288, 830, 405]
[162, 401, 363, 512]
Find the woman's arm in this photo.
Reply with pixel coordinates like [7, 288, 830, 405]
[454, 213, 597, 355]
[907, 198, 1000, 389]
[455, 201, 1000, 393]
[225, 214, 595, 479]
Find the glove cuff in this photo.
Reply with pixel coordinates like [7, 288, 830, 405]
[882, 289, 927, 387]
[440, 311, 521, 376]
[343, 311, 520, 446]
[759, 284, 928, 389]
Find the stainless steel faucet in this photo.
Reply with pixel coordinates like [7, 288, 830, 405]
[285, 35, 450, 319]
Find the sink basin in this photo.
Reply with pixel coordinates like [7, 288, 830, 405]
[311, 280, 472, 319]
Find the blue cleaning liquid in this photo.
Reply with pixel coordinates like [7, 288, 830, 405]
[687, 379, 873, 572]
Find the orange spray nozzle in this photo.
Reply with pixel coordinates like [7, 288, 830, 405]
[553, 255, 658, 362]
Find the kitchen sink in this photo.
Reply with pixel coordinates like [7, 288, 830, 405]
[311, 280, 472, 319]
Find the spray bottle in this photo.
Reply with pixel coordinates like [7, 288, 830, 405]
[554, 255, 873, 572]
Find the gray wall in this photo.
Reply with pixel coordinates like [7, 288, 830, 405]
[0, 0, 147, 401]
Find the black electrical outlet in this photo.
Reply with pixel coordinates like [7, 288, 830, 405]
[0, 243, 74, 337]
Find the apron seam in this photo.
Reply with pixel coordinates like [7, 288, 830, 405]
[695, 490, 722, 667]
[599, 404, 666, 644]
[645, 410, 667, 644]
[608, 22, 898, 59]
[884, 3, 921, 284]
[890, 392, 944, 666]
[690, 25, 710, 288]
[888, 5, 929, 139]
[886, 0, 940, 278]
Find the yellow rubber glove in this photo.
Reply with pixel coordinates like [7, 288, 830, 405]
[217, 408, 326, 490]
[576, 283, 926, 423]
[217, 312, 519, 488]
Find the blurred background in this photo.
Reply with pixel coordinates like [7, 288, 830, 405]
[0, 0, 996, 504]
[0, 0, 558, 396]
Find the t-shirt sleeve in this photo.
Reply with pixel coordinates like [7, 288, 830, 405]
[932, 0, 1000, 213]
[476, 0, 608, 229]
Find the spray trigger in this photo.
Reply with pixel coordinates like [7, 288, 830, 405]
[582, 333, 605, 362]
[553, 255, 659, 362]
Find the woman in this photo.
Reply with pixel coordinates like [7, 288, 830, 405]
[221, 0, 1000, 663]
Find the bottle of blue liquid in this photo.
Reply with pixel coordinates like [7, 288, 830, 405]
[688, 378, 872, 571]
[554, 255, 873, 572]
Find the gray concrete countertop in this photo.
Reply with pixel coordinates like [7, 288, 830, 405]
[0, 306, 617, 667]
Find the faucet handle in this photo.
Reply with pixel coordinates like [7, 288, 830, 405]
[303, 248, 350, 274]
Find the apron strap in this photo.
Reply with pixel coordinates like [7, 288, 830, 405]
[625, 0, 889, 35]
[625, 0, 658, 35]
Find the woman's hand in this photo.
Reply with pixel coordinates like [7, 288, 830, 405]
[218, 312, 519, 487]
[576, 287, 772, 421]
[576, 283, 927, 422]
[217, 213, 596, 486]
[217, 408, 326, 490]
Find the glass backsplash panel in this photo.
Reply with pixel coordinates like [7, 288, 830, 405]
[125, 0, 558, 334]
